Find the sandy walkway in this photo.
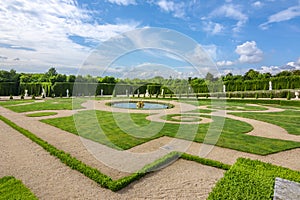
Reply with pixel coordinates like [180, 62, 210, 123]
[0, 120, 223, 199]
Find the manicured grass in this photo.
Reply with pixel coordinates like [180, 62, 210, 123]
[183, 99, 268, 111]
[0, 99, 35, 106]
[208, 158, 300, 200]
[26, 112, 58, 117]
[0, 115, 230, 192]
[231, 110, 300, 135]
[4, 98, 85, 112]
[0, 176, 37, 200]
[188, 109, 213, 113]
[161, 113, 203, 122]
[261, 103, 300, 111]
[42, 110, 300, 155]
[207, 102, 268, 111]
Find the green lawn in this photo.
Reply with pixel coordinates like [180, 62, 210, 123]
[3, 98, 85, 112]
[26, 112, 58, 117]
[0, 176, 37, 200]
[182, 99, 268, 111]
[208, 158, 300, 200]
[207, 103, 268, 111]
[231, 110, 300, 135]
[161, 113, 204, 122]
[41, 110, 300, 155]
[0, 99, 35, 106]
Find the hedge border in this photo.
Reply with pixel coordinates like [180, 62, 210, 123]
[0, 115, 230, 191]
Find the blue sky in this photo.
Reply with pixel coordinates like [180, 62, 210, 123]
[0, 0, 300, 78]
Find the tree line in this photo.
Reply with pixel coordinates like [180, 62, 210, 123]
[0, 67, 300, 97]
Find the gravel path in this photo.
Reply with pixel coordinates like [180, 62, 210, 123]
[0, 120, 223, 199]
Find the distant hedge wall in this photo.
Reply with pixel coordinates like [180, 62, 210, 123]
[0, 82, 19, 96]
[20, 82, 51, 96]
[1, 75, 300, 96]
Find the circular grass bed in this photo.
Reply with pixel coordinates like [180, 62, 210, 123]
[161, 114, 207, 122]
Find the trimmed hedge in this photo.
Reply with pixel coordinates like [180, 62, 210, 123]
[181, 153, 231, 170]
[0, 115, 230, 192]
[208, 158, 300, 200]
[20, 82, 51, 96]
[0, 82, 19, 96]
[0, 176, 38, 200]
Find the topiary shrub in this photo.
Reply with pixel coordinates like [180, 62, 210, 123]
[9, 95, 13, 100]
[20, 95, 24, 100]
[255, 93, 258, 99]
[31, 95, 35, 100]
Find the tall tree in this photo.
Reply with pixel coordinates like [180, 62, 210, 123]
[45, 67, 58, 77]
[244, 69, 260, 80]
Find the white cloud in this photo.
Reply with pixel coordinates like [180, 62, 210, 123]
[203, 21, 224, 35]
[235, 41, 263, 63]
[258, 66, 281, 74]
[258, 58, 300, 74]
[252, 1, 263, 8]
[107, 0, 136, 6]
[0, 0, 139, 72]
[210, 4, 248, 32]
[216, 60, 234, 67]
[156, 0, 185, 18]
[260, 5, 300, 29]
